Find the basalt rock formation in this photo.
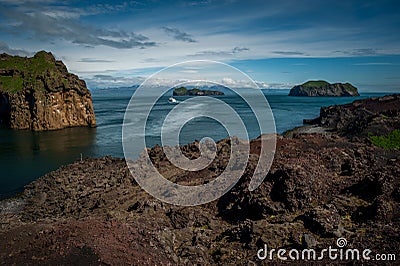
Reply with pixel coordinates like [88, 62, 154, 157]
[289, 80, 360, 97]
[303, 94, 400, 139]
[0, 51, 96, 131]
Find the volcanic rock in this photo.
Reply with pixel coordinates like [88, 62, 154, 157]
[0, 51, 96, 130]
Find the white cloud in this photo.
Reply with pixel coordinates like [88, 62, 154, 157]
[0, 42, 32, 56]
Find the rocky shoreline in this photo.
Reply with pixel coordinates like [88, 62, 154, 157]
[1, 94, 399, 264]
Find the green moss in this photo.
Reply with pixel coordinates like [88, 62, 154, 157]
[0, 76, 23, 93]
[190, 88, 200, 93]
[302, 80, 330, 87]
[0, 53, 55, 74]
[301, 80, 358, 94]
[62, 78, 68, 88]
[342, 82, 357, 93]
[173, 86, 188, 95]
[0, 51, 56, 93]
[369, 129, 400, 150]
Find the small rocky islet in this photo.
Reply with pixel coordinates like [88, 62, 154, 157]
[0, 93, 399, 264]
[289, 80, 360, 97]
[173, 86, 224, 96]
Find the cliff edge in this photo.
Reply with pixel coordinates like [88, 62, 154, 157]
[289, 80, 360, 97]
[0, 51, 96, 131]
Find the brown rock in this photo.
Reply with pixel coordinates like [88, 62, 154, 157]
[0, 51, 96, 131]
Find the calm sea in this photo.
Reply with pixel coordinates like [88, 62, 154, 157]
[0, 88, 388, 199]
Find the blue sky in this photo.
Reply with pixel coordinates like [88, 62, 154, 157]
[0, 0, 400, 92]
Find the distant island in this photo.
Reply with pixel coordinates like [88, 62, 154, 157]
[288, 80, 360, 97]
[173, 87, 224, 96]
[0, 51, 96, 131]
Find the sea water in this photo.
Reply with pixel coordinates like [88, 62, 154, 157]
[0, 88, 388, 199]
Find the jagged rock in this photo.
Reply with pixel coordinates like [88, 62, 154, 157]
[319, 94, 400, 138]
[0, 51, 96, 131]
[302, 233, 317, 248]
[0, 94, 399, 264]
[303, 205, 342, 237]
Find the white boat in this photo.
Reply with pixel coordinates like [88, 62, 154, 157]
[168, 97, 178, 104]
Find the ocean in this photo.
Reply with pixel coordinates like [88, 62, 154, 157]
[0, 88, 388, 199]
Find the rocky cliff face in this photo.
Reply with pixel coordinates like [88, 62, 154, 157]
[319, 94, 400, 137]
[0, 51, 96, 131]
[289, 80, 360, 96]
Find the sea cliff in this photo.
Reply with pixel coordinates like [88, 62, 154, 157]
[0, 51, 96, 131]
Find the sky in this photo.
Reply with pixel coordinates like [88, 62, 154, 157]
[0, 0, 400, 92]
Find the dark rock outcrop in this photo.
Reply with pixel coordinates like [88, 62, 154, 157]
[289, 80, 360, 96]
[173, 86, 224, 96]
[0, 51, 96, 131]
[1, 133, 399, 264]
[307, 94, 400, 139]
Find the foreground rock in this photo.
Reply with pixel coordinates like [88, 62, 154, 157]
[289, 80, 360, 97]
[302, 93, 400, 140]
[1, 95, 399, 264]
[0, 51, 96, 130]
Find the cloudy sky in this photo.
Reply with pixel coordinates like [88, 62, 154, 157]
[1, 0, 400, 91]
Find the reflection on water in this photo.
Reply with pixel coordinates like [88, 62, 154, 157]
[0, 127, 96, 199]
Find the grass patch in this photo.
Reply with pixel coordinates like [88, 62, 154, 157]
[369, 129, 400, 150]
[0, 51, 56, 93]
[173, 86, 188, 95]
[302, 80, 330, 87]
[0, 76, 23, 93]
[342, 82, 357, 93]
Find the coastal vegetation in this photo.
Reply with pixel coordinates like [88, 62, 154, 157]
[301, 80, 330, 88]
[0, 51, 65, 93]
[370, 129, 400, 150]
[172, 86, 224, 96]
[0, 51, 96, 130]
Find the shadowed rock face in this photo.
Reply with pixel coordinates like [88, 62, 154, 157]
[289, 80, 360, 97]
[0, 51, 96, 131]
[302, 94, 400, 139]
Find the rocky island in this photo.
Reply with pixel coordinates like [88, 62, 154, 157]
[173, 86, 224, 96]
[0, 94, 399, 264]
[0, 51, 96, 131]
[288, 80, 360, 97]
